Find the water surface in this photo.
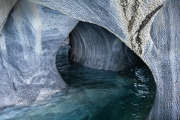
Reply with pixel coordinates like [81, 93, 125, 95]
[0, 46, 155, 120]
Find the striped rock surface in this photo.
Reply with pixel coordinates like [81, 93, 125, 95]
[27, 0, 180, 119]
[69, 22, 141, 71]
[0, 0, 17, 33]
[0, 0, 78, 108]
[0, 0, 180, 119]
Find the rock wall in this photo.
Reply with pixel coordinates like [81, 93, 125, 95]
[0, 0, 78, 108]
[26, 0, 180, 119]
[0, 0, 17, 33]
[145, 0, 180, 119]
[69, 22, 141, 71]
[0, 0, 180, 119]
[27, 0, 164, 53]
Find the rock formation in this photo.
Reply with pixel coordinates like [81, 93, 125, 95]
[146, 0, 180, 119]
[69, 22, 141, 71]
[0, 0, 78, 108]
[0, 0, 180, 119]
[0, 0, 17, 33]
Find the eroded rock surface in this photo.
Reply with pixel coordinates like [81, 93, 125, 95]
[26, 0, 180, 119]
[0, 0, 17, 33]
[0, 0, 78, 108]
[27, 0, 164, 54]
[145, 0, 180, 119]
[0, 0, 180, 119]
[69, 22, 141, 71]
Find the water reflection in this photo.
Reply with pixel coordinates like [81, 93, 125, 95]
[0, 46, 155, 120]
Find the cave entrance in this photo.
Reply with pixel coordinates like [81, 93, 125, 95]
[55, 22, 156, 120]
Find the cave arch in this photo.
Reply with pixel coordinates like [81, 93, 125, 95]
[69, 22, 141, 71]
[25, 0, 180, 119]
[55, 42, 156, 120]
[0, 0, 179, 119]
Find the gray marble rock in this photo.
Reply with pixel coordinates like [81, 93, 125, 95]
[26, 0, 180, 119]
[69, 22, 141, 71]
[26, 0, 165, 54]
[0, 0, 78, 108]
[144, 0, 180, 119]
[0, 0, 17, 33]
[0, 0, 180, 119]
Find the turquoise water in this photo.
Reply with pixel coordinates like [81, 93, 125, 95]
[0, 46, 155, 120]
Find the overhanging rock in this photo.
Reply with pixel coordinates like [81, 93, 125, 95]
[26, 0, 180, 119]
[0, 0, 180, 119]
[69, 22, 141, 71]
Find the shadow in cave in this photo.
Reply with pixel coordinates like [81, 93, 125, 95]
[56, 45, 155, 120]
[55, 22, 156, 120]
[0, 22, 156, 120]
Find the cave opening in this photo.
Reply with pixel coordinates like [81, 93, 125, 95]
[0, 0, 180, 119]
[0, 15, 156, 120]
[54, 22, 156, 120]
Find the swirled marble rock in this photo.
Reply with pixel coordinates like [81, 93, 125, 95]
[0, 0, 78, 108]
[0, 0, 180, 119]
[0, 0, 17, 33]
[26, 0, 180, 119]
[27, 0, 165, 55]
[69, 22, 141, 71]
[145, 0, 180, 119]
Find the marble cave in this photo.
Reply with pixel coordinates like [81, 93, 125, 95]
[0, 0, 179, 120]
